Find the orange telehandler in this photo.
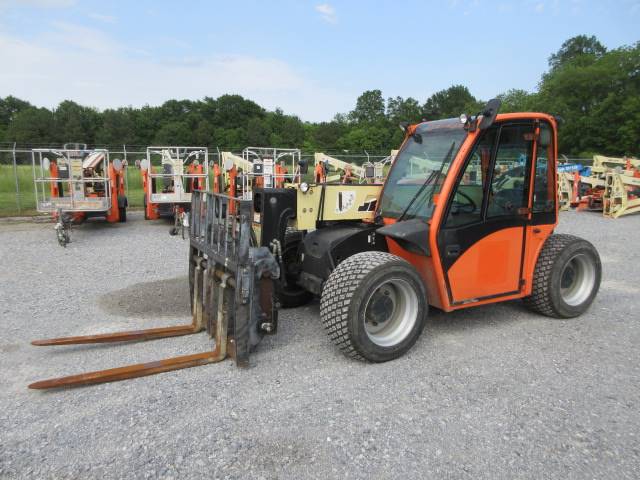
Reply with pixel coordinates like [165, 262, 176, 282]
[30, 100, 602, 388]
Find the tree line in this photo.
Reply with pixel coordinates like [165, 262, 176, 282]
[0, 35, 638, 157]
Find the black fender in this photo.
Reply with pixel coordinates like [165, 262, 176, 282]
[299, 223, 387, 295]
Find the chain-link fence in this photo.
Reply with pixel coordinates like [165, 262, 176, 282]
[0, 144, 399, 217]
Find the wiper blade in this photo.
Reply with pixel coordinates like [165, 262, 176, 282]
[396, 141, 456, 222]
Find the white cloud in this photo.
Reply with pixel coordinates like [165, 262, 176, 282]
[315, 3, 337, 24]
[0, 29, 350, 121]
[45, 21, 119, 54]
[88, 12, 116, 24]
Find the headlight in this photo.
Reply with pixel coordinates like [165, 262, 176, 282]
[300, 182, 310, 193]
[459, 113, 468, 124]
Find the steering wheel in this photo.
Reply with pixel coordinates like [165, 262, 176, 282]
[452, 190, 477, 213]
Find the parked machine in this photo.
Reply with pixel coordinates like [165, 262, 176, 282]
[29, 101, 603, 388]
[557, 155, 640, 217]
[313, 151, 396, 184]
[138, 146, 209, 236]
[32, 144, 127, 246]
[218, 147, 302, 199]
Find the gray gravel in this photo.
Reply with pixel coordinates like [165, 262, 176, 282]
[1, 211, 639, 479]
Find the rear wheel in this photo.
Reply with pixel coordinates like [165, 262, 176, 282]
[277, 231, 313, 308]
[524, 234, 601, 318]
[320, 251, 427, 362]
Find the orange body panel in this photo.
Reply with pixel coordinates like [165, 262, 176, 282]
[447, 228, 523, 303]
[213, 164, 221, 193]
[383, 219, 444, 309]
[105, 162, 123, 222]
[142, 168, 160, 220]
[49, 162, 60, 197]
[379, 112, 559, 312]
[314, 163, 325, 183]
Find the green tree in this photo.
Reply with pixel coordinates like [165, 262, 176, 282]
[423, 85, 481, 120]
[349, 90, 385, 124]
[0, 96, 31, 131]
[498, 89, 538, 113]
[386, 96, 422, 124]
[96, 108, 137, 145]
[536, 41, 640, 155]
[548, 34, 607, 71]
[54, 100, 101, 144]
[6, 107, 56, 144]
[264, 108, 305, 147]
[153, 121, 192, 145]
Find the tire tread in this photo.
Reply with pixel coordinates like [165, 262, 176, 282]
[320, 252, 409, 360]
[524, 233, 584, 318]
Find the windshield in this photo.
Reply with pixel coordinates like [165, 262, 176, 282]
[379, 118, 468, 221]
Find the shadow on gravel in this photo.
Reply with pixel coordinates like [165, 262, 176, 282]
[427, 300, 530, 333]
[98, 276, 190, 318]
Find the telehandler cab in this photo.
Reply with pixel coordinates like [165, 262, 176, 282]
[29, 100, 602, 389]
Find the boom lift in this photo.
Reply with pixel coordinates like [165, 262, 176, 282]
[219, 147, 302, 199]
[29, 101, 602, 388]
[32, 144, 127, 246]
[138, 146, 208, 236]
[313, 151, 396, 184]
[556, 155, 640, 217]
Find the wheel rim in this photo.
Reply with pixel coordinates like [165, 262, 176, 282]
[364, 278, 419, 347]
[560, 253, 596, 307]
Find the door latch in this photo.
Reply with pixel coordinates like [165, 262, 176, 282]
[445, 244, 461, 257]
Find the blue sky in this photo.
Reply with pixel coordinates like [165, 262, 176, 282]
[0, 0, 638, 121]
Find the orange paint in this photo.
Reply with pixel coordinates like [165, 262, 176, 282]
[379, 112, 559, 312]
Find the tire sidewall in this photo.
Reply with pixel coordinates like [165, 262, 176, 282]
[549, 240, 601, 318]
[348, 261, 427, 362]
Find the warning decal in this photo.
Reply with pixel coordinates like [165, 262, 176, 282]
[335, 191, 356, 214]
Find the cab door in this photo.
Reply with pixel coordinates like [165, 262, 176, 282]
[436, 121, 536, 305]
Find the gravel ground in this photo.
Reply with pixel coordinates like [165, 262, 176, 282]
[1, 211, 639, 479]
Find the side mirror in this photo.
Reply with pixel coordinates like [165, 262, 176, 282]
[298, 159, 309, 175]
[478, 98, 502, 130]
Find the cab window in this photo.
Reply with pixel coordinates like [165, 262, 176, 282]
[486, 124, 534, 218]
[532, 122, 555, 213]
[444, 127, 498, 227]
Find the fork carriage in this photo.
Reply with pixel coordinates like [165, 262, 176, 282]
[28, 190, 279, 389]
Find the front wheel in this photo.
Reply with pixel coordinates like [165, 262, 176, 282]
[320, 251, 428, 362]
[524, 234, 601, 318]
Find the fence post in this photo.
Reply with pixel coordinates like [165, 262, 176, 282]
[12, 142, 22, 215]
[123, 144, 129, 197]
